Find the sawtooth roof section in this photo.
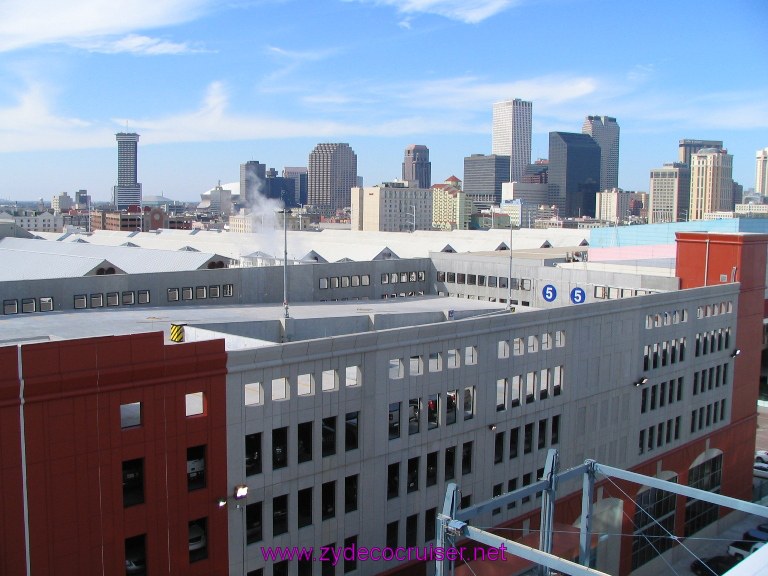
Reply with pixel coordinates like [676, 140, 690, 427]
[0, 237, 227, 276]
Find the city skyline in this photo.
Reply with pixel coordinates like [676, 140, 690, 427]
[0, 0, 765, 201]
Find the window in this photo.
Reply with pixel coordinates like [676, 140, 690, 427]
[345, 365, 360, 387]
[446, 391, 458, 425]
[90, 293, 103, 308]
[246, 502, 263, 543]
[510, 375, 521, 407]
[408, 399, 420, 435]
[123, 458, 144, 507]
[185, 392, 205, 416]
[427, 451, 438, 486]
[137, 290, 150, 304]
[322, 416, 336, 457]
[125, 534, 146, 576]
[122, 291, 135, 305]
[493, 483, 503, 515]
[465, 346, 477, 365]
[298, 422, 313, 463]
[297, 373, 313, 396]
[447, 348, 460, 368]
[684, 454, 723, 536]
[209, 285, 220, 298]
[387, 521, 399, 549]
[498, 340, 509, 358]
[406, 514, 418, 548]
[428, 394, 439, 429]
[463, 387, 475, 420]
[188, 519, 208, 562]
[120, 402, 142, 429]
[245, 432, 262, 475]
[524, 423, 533, 454]
[389, 402, 401, 439]
[182, 287, 193, 300]
[106, 292, 119, 306]
[73, 295, 86, 310]
[389, 358, 404, 379]
[330, 277, 340, 289]
[322, 544, 336, 576]
[167, 288, 179, 302]
[509, 427, 519, 459]
[223, 284, 233, 297]
[244, 382, 262, 406]
[272, 377, 289, 401]
[425, 508, 437, 542]
[345, 474, 358, 513]
[273, 495, 288, 536]
[187, 445, 206, 490]
[322, 481, 335, 520]
[273, 427, 288, 469]
[631, 481, 678, 569]
[445, 447, 456, 481]
[496, 379, 507, 411]
[538, 420, 547, 449]
[429, 351, 442, 372]
[527, 335, 539, 353]
[344, 536, 357, 573]
[409, 355, 423, 375]
[322, 369, 338, 391]
[494, 432, 504, 464]
[345, 412, 358, 451]
[552, 415, 560, 445]
[387, 463, 399, 499]
[462, 442, 472, 475]
[21, 298, 36, 313]
[507, 479, 517, 510]
[513, 338, 524, 356]
[525, 372, 536, 403]
[407, 457, 420, 493]
[361, 274, 370, 286]
[195, 286, 207, 299]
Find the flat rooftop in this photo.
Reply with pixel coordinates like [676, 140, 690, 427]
[0, 296, 520, 348]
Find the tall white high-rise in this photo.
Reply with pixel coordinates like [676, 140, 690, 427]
[582, 115, 620, 191]
[756, 148, 768, 196]
[689, 148, 733, 220]
[491, 99, 532, 183]
[649, 162, 690, 223]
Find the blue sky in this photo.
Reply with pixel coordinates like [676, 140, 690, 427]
[0, 0, 765, 202]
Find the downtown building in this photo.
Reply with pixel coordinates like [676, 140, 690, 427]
[308, 144, 358, 216]
[463, 154, 510, 209]
[678, 139, 724, 168]
[350, 181, 433, 232]
[689, 148, 734, 221]
[0, 228, 765, 576]
[402, 145, 431, 189]
[582, 116, 620, 191]
[113, 133, 142, 210]
[649, 162, 691, 224]
[547, 133, 601, 218]
[492, 99, 533, 183]
[756, 148, 768, 197]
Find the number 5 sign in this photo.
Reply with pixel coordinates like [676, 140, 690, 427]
[570, 287, 586, 304]
[542, 284, 557, 302]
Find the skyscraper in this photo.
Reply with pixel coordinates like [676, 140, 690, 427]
[648, 162, 691, 223]
[283, 167, 308, 206]
[689, 148, 733, 220]
[462, 154, 511, 208]
[307, 143, 358, 215]
[240, 160, 267, 206]
[547, 132, 601, 218]
[678, 139, 723, 167]
[402, 145, 431, 188]
[756, 148, 768, 196]
[582, 115, 619, 190]
[112, 133, 141, 210]
[492, 99, 532, 183]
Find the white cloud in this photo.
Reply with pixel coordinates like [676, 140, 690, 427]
[73, 34, 204, 55]
[347, 0, 519, 24]
[0, 0, 212, 52]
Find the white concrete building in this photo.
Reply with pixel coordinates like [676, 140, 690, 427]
[492, 99, 532, 183]
[351, 181, 433, 232]
[756, 147, 768, 197]
[649, 163, 691, 223]
[689, 148, 733, 221]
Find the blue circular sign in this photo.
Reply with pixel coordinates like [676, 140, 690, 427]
[570, 287, 586, 304]
[542, 284, 557, 302]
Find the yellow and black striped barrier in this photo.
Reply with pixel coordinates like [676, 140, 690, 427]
[170, 323, 187, 343]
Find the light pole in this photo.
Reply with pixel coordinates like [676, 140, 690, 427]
[278, 193, 291, 319]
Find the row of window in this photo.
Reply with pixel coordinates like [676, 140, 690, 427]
[124, 518, 209, 571]
[389, 389, 473, 438]
[640, 378, 684, 414]
[74, 290, 150, 309]
[498, 332, 567, 357]
[244, 414, 360, 476]
[119, 392, 205, 431]
[387, 443, 472, 500]
[494, 416, 561, 464]
[379, 291, 425, 299]
[692, 363, 729, 395]
[499, 369, 565, 408]
[381, 271, 427, 285]
[645, 308, 689, 329]
[643, 338, 686, 371]
[386, 508, 439, 551]
[694, 328, 732, 357]
[436, 271, 532, 291]
[243, 367, 361, 406]
[639, 417, 681, 455]
[3, 296, 54, 314]
[318, 274, 371, 290]
[696, 301, 733, 319]
[690, 400, 727, 434]
[167, 284, 234, 301]
[594, 285, 656, 299]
